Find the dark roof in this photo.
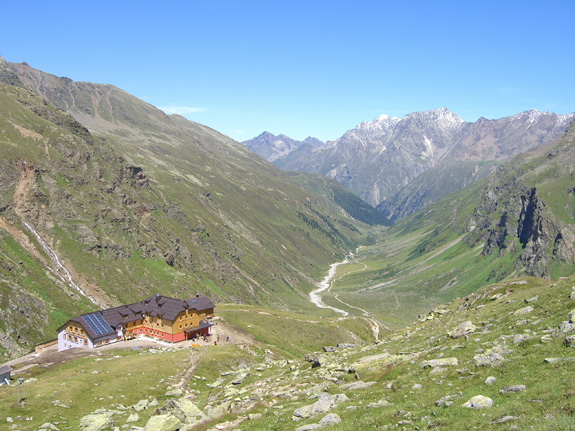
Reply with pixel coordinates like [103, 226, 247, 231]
[184, 320, 214, 333]
[0, 365, 13, 374]
[59, 294, 215, 339]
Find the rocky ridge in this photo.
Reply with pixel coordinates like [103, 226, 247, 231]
[268, 108, 574, 217]
[242, 132, 323, 162]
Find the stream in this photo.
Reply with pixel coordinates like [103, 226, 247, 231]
[23, 221, 98, 306]
[309, 255, 351, 316]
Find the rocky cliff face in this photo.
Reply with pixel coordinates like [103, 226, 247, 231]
[465, 120, 575, 279]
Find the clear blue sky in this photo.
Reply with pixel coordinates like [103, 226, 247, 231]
[2, 1, 574, 142]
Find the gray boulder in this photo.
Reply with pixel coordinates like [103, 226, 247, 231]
[555, 321, 575, 336]
[513, 306, 533, 315]
[293, 393, 348, 420]
[473, 352, 505, 366]
[484, 376, 497, 385]
[564, 335, 575, 348]
[294, 424, 322, 431]
[155, 398, 206, 425]
[143, 414, 183, 431]
[133, 399, 149, 412]
[164, 388, 184, 397]
[434, 392, 462, 407]
[80, 412, 114, 431]
[340, 381, 376, 390]
[451, 321, 476, 338]
[126, 413, 139, 423]
[500, 385, 526, 394]
[421, 357, 458, 368]
[320, 413, 342, 426]
[461, 395, 494, 409]
[232, 370, 250, 385]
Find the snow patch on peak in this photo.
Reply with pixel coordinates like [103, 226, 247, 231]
[355, 113, 400, 132]
[511, 110, 575, 125]
[404, 108, 465, 132]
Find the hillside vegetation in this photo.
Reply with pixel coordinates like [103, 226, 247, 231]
[317, 121, 575, 328]
[2, 275, 575, 430]
[0, 59, 375, 359]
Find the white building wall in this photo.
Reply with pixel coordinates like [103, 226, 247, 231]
[57, 329, 93, 351]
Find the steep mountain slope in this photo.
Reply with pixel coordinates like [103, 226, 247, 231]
[317, 120, 575, 327]
[242, 132, 323, 162]
[0, 58, 369, 359]
[273, 108, 573, 216]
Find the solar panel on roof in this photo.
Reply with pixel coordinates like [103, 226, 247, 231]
[83, 313, 113, 336]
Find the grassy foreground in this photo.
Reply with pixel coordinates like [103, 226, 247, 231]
[2, 275, 575, 430]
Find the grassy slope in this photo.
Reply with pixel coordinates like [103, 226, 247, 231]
[2, 275, 574, 430]
[318, 123, 575, 329]
[0, 80, 370, 359]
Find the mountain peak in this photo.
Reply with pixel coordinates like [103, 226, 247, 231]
[508, 110, 575, 128]
[355, 113, 401, 132]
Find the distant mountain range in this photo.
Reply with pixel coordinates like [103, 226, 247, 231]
[245, 108, 574, 219]
[243, 132, 323, 162]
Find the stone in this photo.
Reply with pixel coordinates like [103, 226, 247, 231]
[564, 335, 575, 348]
[164, 388, 184, 397]
[292, 393, 348, 420]
[133, 399, 149, 412]
[156, 398, 206, 425]
[473, 352, 505, 366]
[484, 376, 497, 385]
[568, 309, 575, 323]
[126, 413, 139, 423]
[340, 381, 376, 390]
[207, 377, 226, 388]
[294, 424, 322, 431]
[513, 334, 535, 344]
[248, 413, 262, 420]
[421, 357, 458, 368]
[554, 321, 575, 337]
[320, 413, 342, 426]
[143, 414, 183, 431]
[80, 412, 114, 431]
[366, 399, 392, 408]
[500, 385, 526, 394]
[434, 393, 462, 407]
[311, 356, 326, 368]
[39, 423, 60, 431]
[323, 346, 337, 352]
[337, 343, 356, 349]
[491, 416, 519, 424]
[232, 370, 250, 385]
[450, 321, 476, 338]
[412, 384, 422, 390]
[473, 343, 511, 365]
[461, 395, 494, 409]
[514, 306, 533, 315]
